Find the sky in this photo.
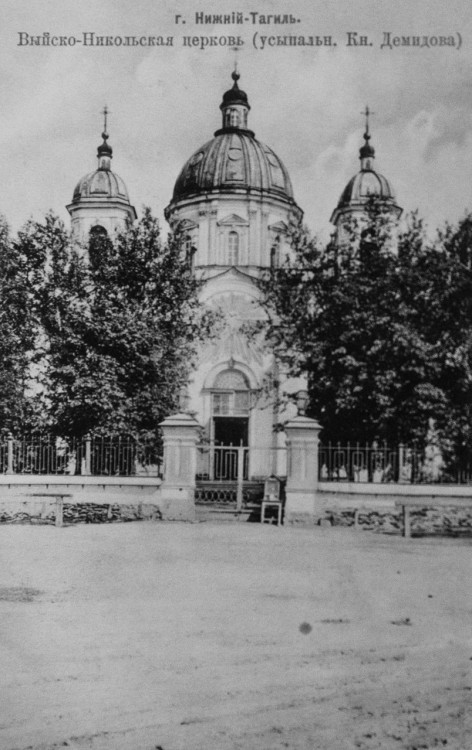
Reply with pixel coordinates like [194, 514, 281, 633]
[1, 0, 472, 240]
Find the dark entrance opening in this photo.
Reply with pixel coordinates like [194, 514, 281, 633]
[214, 417, 248, 447]
[213, 417, 248, 480]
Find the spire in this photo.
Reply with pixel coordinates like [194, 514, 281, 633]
[218, 68, 252, 133]
[97, 105, 112, 170]
[359, 105, 375, 171]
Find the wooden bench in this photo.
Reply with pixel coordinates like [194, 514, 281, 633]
[352, 505, 397, 530]
[28, 493, 73, 527]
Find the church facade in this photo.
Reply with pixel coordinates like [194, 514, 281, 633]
[66, 73, 401, 481]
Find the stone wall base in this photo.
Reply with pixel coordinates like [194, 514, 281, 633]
[0, 502, 162, 525]
[319, 506, 472, 535]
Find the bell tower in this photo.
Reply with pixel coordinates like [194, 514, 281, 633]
[330, 106, 402, 245]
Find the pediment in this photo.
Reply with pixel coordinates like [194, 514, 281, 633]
[207, 266, 257, 283]
[177, 218, 198, 230]
[268, 220, 288, 233]
[217, 213, 249, 227]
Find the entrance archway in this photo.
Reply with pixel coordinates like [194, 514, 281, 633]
[211, 368, 250, 480]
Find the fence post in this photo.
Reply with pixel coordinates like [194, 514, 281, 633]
[236, 443, 244, 512]
[398, 443, 405, 483]
[284, 413, 322, 525]
[83, 435, 91, 476]
[159, 411, 200, 521]
[209, 439, 215, 481]
[6, 432, 14, 475]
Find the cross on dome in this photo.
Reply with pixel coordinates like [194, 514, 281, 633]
[102, 105, 109, 136]
[97, 104, 112, 168]
[359, 104, 375, 169]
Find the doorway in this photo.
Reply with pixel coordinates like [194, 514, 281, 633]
[213, 417, 248, 480]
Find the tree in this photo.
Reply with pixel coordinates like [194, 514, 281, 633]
[0, 215, 39, 433]
[17, 208, 213, 440]
[431, 214, 472, 473]
[260, 201, 472, 470]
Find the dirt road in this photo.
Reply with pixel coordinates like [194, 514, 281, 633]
[1, 522, 471, 749]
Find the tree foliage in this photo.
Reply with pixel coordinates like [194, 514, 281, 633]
[0, 216, 38, 432]
[15, 208, 213, 439]
[260, 202, 472, 469]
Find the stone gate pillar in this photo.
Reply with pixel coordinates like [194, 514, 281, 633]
[159, 412, 200, 521]
[284, 414, 322, 525]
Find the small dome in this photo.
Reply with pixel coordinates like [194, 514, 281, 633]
[71, 128, 132, 206]
[330, 110, 402, 227]
[172, 132, 295, 203]
[338, 169, 395, 207]
[72, 169, 131, 203]
[97, 131, 112, 159]
[335, 117, 397, 210]
[221, 70, 249, 108]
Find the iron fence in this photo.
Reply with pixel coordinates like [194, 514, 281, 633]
[319, 442, 472, 485]
[195, 442, 287, 510]
[0, 434, 162, 477]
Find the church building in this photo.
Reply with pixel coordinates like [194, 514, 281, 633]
[164, 71, 303, 478]
[65, 73, 401, 481]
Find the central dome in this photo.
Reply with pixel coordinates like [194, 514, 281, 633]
[172, 131, 294, 202]
[170, 71, 296, 206]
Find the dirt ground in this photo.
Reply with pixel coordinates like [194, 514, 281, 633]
[1, 522, 471, 750]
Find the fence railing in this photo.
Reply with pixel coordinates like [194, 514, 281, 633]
[4, 434, 470, 485]
[319, 443, 472, 485]
[0, 434, 162, 477]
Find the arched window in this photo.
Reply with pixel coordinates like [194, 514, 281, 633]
[89, 225, 108, 239]
[270, 235, 280, 268]
[211, 369, 250, 416]
[229, 108, 240, 127]
[228, 231, 239, 265]
[88, 225, 110, 268]
[184, 235, 197, 270]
